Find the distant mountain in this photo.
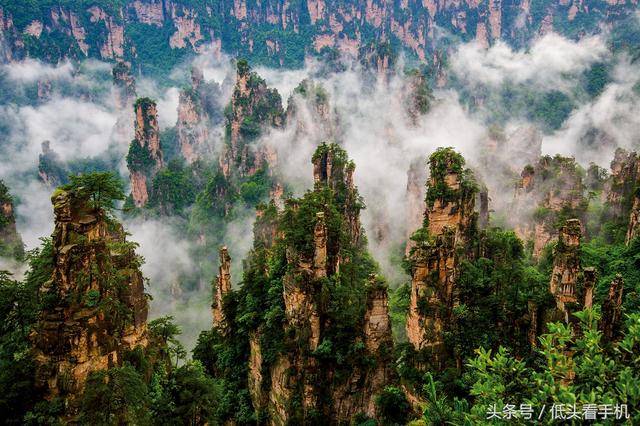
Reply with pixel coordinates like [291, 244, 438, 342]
[1, 0, 638, 74]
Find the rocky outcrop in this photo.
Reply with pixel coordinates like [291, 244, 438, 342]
[176, 67, 211, 163]
[220, 60, 284, 179]
[406, 148, 476, 368]
[512, 155, 587, 258]
[0, 180, 24, 259]
[603, 148, 639, 220]
[1, 1, 637, 72]
[30, 187, 148, 418]
[212, 246, 232, 331]
[403, 69, 432, 125]
[548, 219, 581, 317]
[404, 158, 427, 256]
[216, 143, 391, 424]
[126, 98, 164, 207]
[38, 141, 67, 188]
[582, 267, 596, 309]
[601, 274, 624, 341]
[626, 191, 640, 244]
[285, 79, 335, 142]
[112, 61, 136, 110]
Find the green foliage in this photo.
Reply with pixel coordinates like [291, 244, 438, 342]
[0, 180, 24, 259]
[79, 365, 151, 425]
[424, 147, 477, 210]
[465, 310, 640, 422]
[0, 271, 40, 424]
[127, 139, 156, 174]
[531, 90, 575, 131]
[150, 361, 222, 425]
[448, 229, 549, 362]
[389, 283, 411, 342]
[62, 172, 125, 213]
[375, 386, 411, 425]
[581, 237, 640, 314]
[149, 316, 187, 368]
[583, 62, 610, 98]
[149, 160, 197, 216]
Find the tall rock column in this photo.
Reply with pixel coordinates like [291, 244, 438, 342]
[177, 67, 210, 163]
[604, 148, 639, 220]
[406, 148, 476, 367]
[127, 98, 164, 207]
[220, 60, 284, 178]
[548, 219, 582, 319]
[404, 158, 427, 256]
[601, 274, 624, 341]
[112, 61, 136, 109]
[111, 61, 137, 145]
[626, 191, 640, 244]
[312, 143, 362, 248]
[0, 180, 24, 259]
[31, 188, 148, 417]
[582, 267, 597, 309]
[511, 156, 586, 258]
[245, 144, 391, 424]
[212, 246, 232, 331]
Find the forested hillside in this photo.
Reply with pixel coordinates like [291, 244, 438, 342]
[1, 0, 638, 75]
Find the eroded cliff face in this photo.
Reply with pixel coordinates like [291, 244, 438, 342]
[176, 67, 222, 163]
[220, 60, 284, 179]
[285, 79, 335, 143]
[406, 148, 476, 368]
[112, 61, 136, 109]
[215, 143, 392, 424]
[38, 141, 67, 188]
[601, 274, 624, 341]
[0, 180, 24, 259]
[627, 192, 640, 244]
[512, 155, 587, 258]
[212, 246, 232, 331]
[603, 148, 639, 220]
[127, 97, 164, 207]
[3, 1, 636, 74]
[404, 158, 427, 256]
[30, 188, 148, 418]
[549, 219, 582, 318]
[601, 148, 640, 245]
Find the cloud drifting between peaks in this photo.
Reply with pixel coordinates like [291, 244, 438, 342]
[451, 33, 608, 90]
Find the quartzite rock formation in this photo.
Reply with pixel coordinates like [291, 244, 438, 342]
[212, 246, 232, 331]
[176, 67, 214, 163]
[127, 97, 164, 207]
[219, 60, 284, 179]
[512, 155, 587, 258]
[0, 180, 24, 259]
[548, 219, 582, 319]
[30, 187, 149, 418]
[1, 1, 637, 71]
[406, 148, 476, 368]
[601, 274, 624, 341]
[218, 143, 392, 424]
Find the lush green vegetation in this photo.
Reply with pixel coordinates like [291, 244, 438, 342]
[410, 310, 640, 424]
[193, 143, 386, 423]
[0, 181, 24, 259]
[61, 171, 125, 213]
